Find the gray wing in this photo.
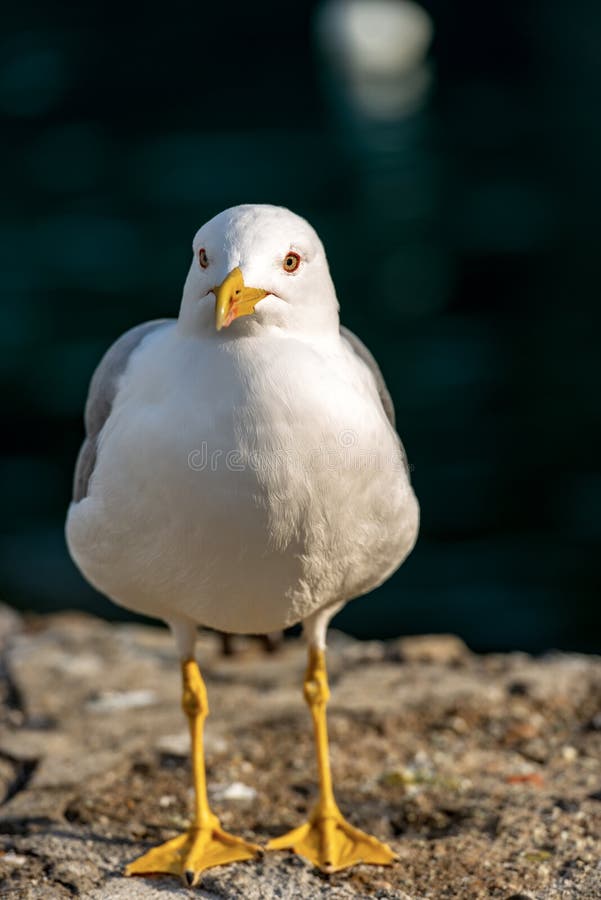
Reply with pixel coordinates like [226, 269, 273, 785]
[340, 325, 410, 477]
[340, 325, 395, 427]
[72, 319, 173, 501]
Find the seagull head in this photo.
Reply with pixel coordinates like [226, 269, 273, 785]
[180, 205, 340, 336]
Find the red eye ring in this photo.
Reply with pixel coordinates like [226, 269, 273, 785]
[198, 247, 209, 269]
[283, 251, 301, 273]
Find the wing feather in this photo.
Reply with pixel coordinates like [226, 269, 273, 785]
[340, 325, 395, 427]
[72, 319, 173, 501]
[340, 325, 410, 476]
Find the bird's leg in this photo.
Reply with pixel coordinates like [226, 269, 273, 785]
[126, 658, 260, 886]
[267, 646, 396, 873]
[261, 631, 284, 653]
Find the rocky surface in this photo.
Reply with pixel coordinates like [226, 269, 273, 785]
[0, 606, 600, 899]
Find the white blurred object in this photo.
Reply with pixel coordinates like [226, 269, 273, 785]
[212, 781, 257, 802]
[85, 689, 156, 712]
[317, 0, 433, 77]
[315, 0, 434, 119]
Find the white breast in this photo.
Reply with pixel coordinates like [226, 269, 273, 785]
[66, 326, 418, 633]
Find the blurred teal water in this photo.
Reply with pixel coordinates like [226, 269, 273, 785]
[0, 0, 599, 651]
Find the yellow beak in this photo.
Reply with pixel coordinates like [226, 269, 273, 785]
[213, 267, 268, 331]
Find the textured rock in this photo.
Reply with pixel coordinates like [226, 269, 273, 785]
[0, 606, 600, 899]
[395, 633, 470, 665]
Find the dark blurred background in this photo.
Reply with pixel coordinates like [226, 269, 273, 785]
[1, 0, 599, 652]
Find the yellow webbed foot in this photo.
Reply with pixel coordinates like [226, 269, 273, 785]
[126, 817, 261, 886]
[267, 805, 397, 873]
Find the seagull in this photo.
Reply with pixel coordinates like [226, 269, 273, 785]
[66, 204, 419, 884]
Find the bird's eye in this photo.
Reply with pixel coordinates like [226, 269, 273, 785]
[198, 248, 209, 269]
[283, 251, 301, 273]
